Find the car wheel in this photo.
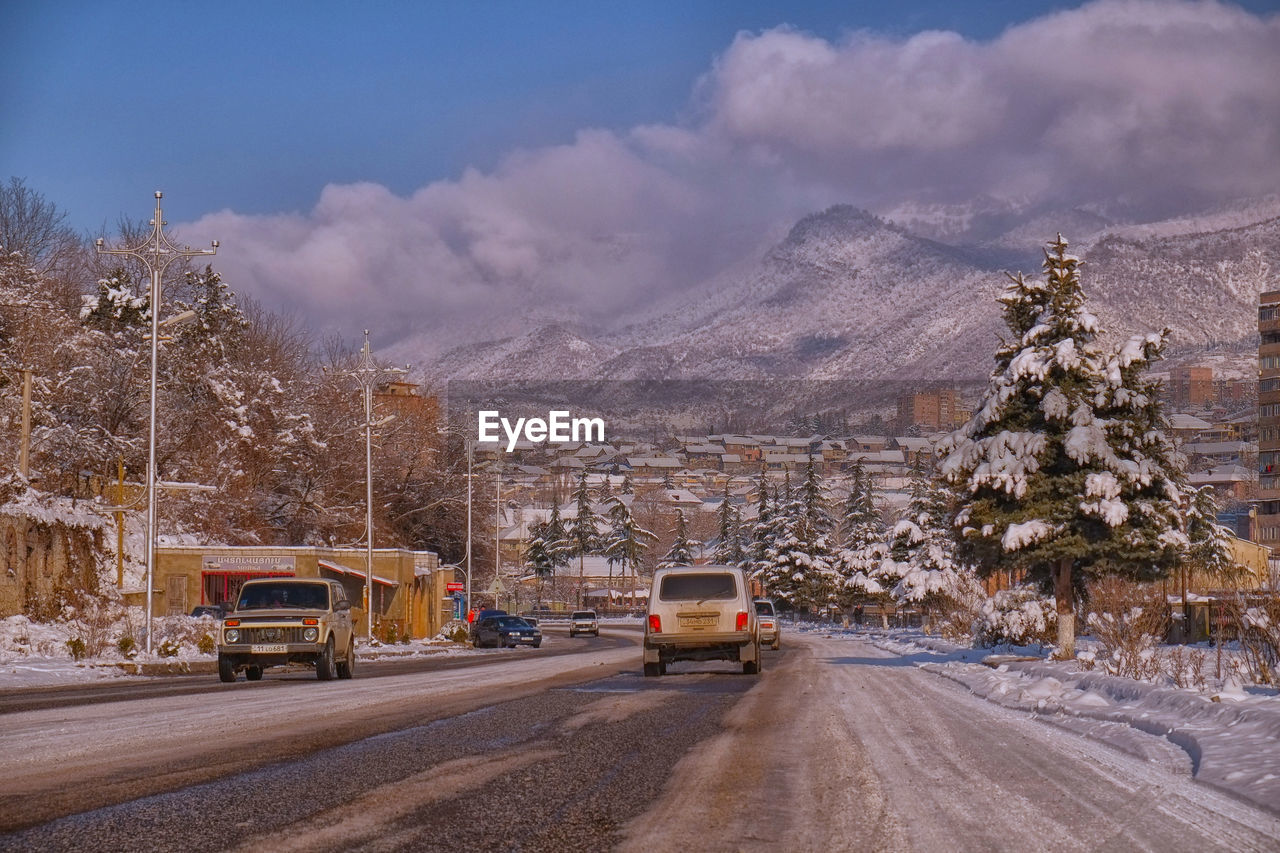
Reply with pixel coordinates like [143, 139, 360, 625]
[569, 631, 575, 638]
[643, 662, 662, 677]
[316, 637, 337, 681]
[218, 655, 237, 683]
[534, 641, 542, 648]
[245, 665, 263, 681]
[658, 661, 667, 675]
[772, 641, 780, 651]
[337, 640, 355, 679]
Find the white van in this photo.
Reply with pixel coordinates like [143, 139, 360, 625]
[643, 565, 760, 677]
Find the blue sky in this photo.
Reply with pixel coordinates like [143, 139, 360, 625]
[4, 1, 1279, 349]
[6, 0, 1110, 230]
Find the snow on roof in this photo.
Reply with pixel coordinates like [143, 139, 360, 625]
[1169, 413, 1214, 431]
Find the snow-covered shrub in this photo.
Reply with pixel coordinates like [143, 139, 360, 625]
[974, 587, 1057, 648]
[1085, 578, 1166, 681]
[1162, 644, 1208, 691]
[1219, 596, 1280, 686]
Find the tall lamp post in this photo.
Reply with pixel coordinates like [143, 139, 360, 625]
[97, 192, 216, 654]
[339, 330, 407, 641]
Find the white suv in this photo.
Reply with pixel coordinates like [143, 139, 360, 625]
[643, 565, 760, 677]
[569, 610, 599, 637]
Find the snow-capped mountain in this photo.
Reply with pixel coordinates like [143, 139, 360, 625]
[422, 201, 1280, 384]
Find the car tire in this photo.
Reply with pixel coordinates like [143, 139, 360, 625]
[337, 640, 355, 679]
[534, 641, 542, 648]
[643, 662, 662, 677]
[316, 637, 337, 681]
[245, 665, 263, 681]
[772, 640, 780, 651]
[569, 631, 575, 638]
[658, 661, 667, 675]
[218, 655, 236, 683]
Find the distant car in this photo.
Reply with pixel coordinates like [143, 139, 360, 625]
[569, 610, 599, 637]
[217, 578, 356, 682]
[754, 598, 780, 650]
[191, 604, 225, 619]
[473, 615, 542, 649]
[519, 614, 540, 627]
[469, 608, 508, 642]
[643, 565, 760, 677]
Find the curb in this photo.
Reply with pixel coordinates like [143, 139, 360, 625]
[89, 660, 218, 676]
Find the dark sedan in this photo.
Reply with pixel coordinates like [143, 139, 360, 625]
[473, 615, 542, 648]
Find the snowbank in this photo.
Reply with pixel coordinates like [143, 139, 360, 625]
[860, 630, 1280, 814]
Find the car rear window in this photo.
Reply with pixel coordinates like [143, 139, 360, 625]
[754, 601, 775, 615]
[659, 573, 737, 601]
[494, 617, 531, 628]
[572, 611, 595, 619]
[238, 583, 329, 610]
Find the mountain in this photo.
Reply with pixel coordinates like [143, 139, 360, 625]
[423, 201, 1280, 387]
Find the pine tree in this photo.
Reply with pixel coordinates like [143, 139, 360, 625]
[602, 495, 657, 606]
[567, 472, 602, 606]
[711, 487, 748, 565]
[659, 508, 696, 567]
[941, 236, 1187, 657]
[621, 471, 634, 494]
[835, 459, 884, 607]
[801, 453, 833, 535]
[1183, 486, 1239, 585]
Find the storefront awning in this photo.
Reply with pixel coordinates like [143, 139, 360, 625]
[318, 558, 397, 587]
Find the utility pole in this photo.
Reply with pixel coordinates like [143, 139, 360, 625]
[97, 192, 216, 654]
[465, 437, 473, 616]
[338, 330, 407, 642]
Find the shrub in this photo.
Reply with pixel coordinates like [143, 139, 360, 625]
[66, 637, 87, 661]
[974, 587, 1057, 648]
[1085, 578, 1167, 681]
[196, 633, 215, 655]
[117, 635, 136, 658]
[157, 639, 181, 658]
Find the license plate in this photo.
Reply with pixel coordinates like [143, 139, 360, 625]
[250, 644, 287, 654]
[679, 615, 717, 627]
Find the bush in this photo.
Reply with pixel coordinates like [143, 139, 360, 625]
[66, 637, 87, 661]
[1085, 578, 1167, 681]
[117, 635, 136, 658]
[975, 587, 1057, 648]
[196, 633, 215, 655]
[157, 639, 181, 658]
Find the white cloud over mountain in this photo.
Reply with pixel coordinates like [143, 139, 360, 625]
[182, 0, 1280, 350]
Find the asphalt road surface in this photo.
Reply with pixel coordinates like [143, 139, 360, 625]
[1, 628, 1278, 852]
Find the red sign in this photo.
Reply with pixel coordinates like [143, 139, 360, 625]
[446, 582, 465, 592]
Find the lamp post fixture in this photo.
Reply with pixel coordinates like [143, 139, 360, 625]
[96, 192, 216, 654]
[339, 330, 407, 641]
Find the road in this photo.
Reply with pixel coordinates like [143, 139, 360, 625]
[1, 628, 1278, 852]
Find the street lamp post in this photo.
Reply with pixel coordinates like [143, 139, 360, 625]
[339, 330, 407, 641]
[465, 438, 473, 616]
[97, 192, 216, 654]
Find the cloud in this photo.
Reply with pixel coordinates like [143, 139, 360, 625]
[182, 0, 1280, 353]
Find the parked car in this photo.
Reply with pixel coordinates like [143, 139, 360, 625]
[469, 608, 508, 642]
[217, 578, 355, 682]
[473, 615, 542, 648]
[191, 604, 226, 619]
[754, 598, 780, 650]
[643, 565, 760, 677]
[569, 610, 599, 637]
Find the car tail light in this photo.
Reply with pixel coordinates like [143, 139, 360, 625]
[303, 618, 318, 625]
[224, 619, 240, 627]
[736, 611, 748, 631]
[648, 614, 661, 632]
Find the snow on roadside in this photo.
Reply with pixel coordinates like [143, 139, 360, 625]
[855, 628, 1280, 814]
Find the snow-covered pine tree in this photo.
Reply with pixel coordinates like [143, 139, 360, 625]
[659, 508, 696, 568]
[621, 471, 634, 495]
[882, 456, 978, 630]
[567, 472, 602, 605]
[602, 495, 657, 606]
[941, 235, 1186, 657]
[1183, 486, 1240, 585]
[711, 486, 742, 565]
[801, 453, 833, 536]
[835, 458, 885, 607]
